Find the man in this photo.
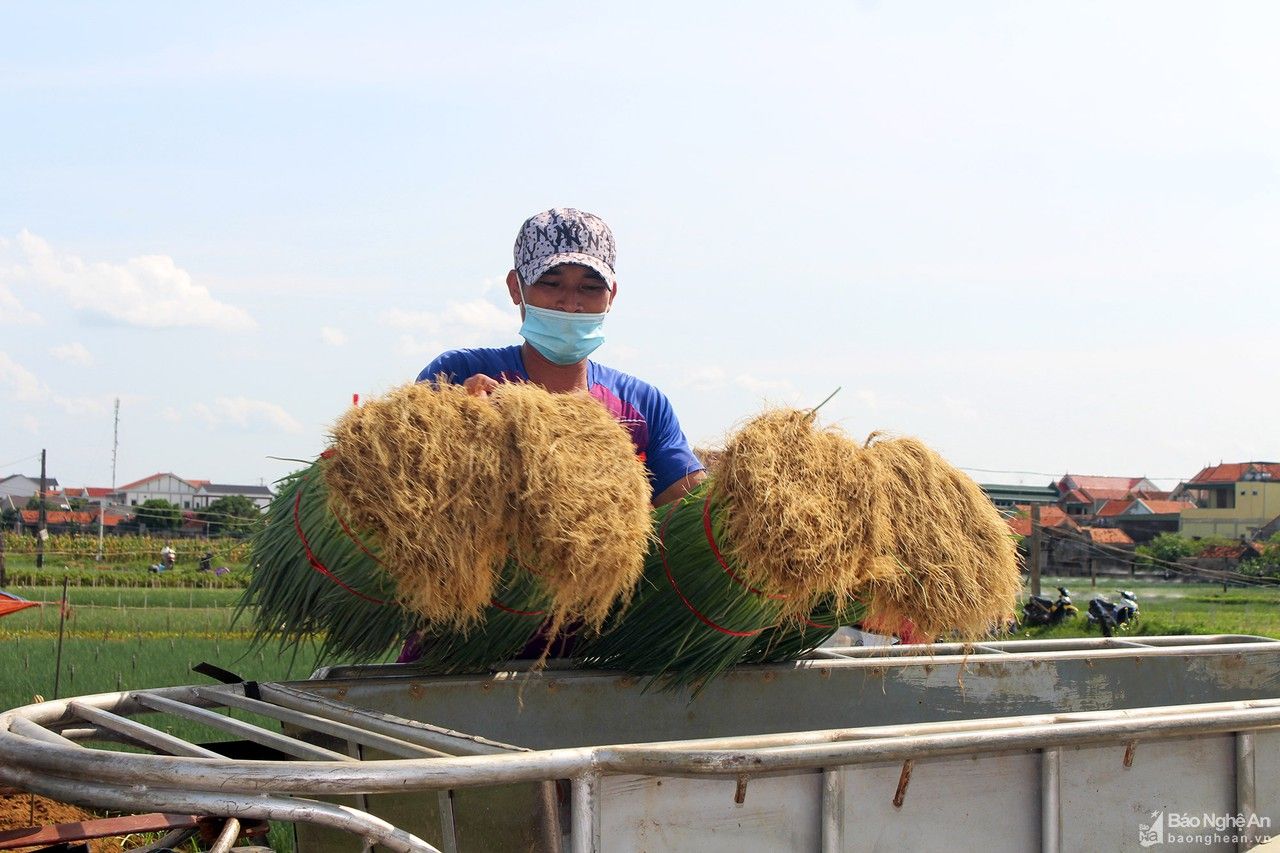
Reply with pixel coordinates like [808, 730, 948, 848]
[417, 208, 706, 506]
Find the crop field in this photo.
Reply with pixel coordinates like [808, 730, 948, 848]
[1, 586, 335, 718]
[1015, 575, 1280, 640]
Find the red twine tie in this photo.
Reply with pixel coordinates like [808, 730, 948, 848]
[660, 502, 769, 638]
[701, 494, 788, 601]
[293, 478, 388, 606]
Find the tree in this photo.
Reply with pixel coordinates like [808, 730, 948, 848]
[198, 495, 262, 535]
[1135, 532, 1197, 569]
[136, 499, 181, 531]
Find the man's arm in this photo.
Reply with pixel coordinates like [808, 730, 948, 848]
[653, 470, 707, 507]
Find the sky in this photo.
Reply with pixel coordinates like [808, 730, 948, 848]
[1, 2, 1277, 492]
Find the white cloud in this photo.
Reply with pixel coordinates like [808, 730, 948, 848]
[679, 366, 728, 392]
[0, 351, 50, 401]
[855, 389, 881, 412]
[382, 300, 515, 335]
[161, 406, 183, 424]
[0, 278, 41, 325]
[320, 326, 347, 346]
[677, 366, 793, 397]
[19, 414, 39, 434]
[733, 374, 792, 395]
[3, 231, 256, 332]
[382, 299, 517, 357]
[50, 341, 94, 367]
[396, 334, 433, 358]
[192, 397, 303, 433]
[53, 395, 113, 417]
[0, 350, 111, 416]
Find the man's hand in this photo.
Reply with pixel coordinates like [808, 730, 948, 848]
[462, 374, 500, 397]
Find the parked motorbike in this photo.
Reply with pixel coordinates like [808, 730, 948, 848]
[1022, 586, 1079, 627]
[1086, 590, 1139, 637]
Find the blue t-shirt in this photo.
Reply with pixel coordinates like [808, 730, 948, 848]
[417, 345, 704, 498]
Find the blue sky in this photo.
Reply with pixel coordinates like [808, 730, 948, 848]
[2, 2, 1277, 491]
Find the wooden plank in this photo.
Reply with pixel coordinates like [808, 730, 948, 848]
[0, 813, 199, 850]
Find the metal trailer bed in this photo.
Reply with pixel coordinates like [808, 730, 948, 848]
[4, 635, 1280, 852]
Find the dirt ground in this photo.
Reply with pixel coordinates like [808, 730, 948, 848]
[0, 793, 112, 853]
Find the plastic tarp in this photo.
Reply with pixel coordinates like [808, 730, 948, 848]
[0, 589, 39, 618]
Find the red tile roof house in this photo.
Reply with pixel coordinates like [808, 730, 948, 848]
[1095, 498, 1196, 545]
[1053, 474, 1163, 519]
[19, 509, 97, 534]
[1175, 462, 1280, 540]
[1191, 541, 1268, 575]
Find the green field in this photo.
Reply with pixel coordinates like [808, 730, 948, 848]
[1016, 576, 1280, 639]
[2, 585, 336, 714]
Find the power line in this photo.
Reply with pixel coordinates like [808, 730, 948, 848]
[1032, 523, 1277, 588]
[0, 452, 42, 470]
[960, 466, 1190, 484]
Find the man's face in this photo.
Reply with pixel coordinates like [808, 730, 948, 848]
[506, 263, 615, 316]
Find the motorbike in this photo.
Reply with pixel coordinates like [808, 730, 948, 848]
[1021, 586, 1079, 627]
[1086, 590, 1139, 637]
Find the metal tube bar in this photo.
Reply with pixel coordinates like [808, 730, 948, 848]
[0, 764, 439, 853]
[1236, 731, 1256, 853]
[188, 687, 449, 758]
[595, 708, 1280, 777]
[68, 702, 226, 759]
[133, 693, 354, 762]
[5, 699, 1280, 794]
[570, 773, 599, 853]
[208, 817, 241, 853]
[435, 790, 458, 853]
[10, 718, 80, 748]
[1041, 748, 1060, 853]
[820, 769, 842, 853]
[254, 683, 522, 756]
[815, 635, 1275, 659]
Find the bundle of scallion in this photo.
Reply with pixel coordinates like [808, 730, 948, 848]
[575, 481, 788, 689]
[242, 461, 553, 669]
[741, 597, 866, 665]
[238, 462, 410, 663]
[403, 561, 551, 673]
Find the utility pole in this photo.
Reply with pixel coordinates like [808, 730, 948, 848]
[97, 399, 120, 561]
[36, 449, 47, 569]
[1029, 503, 1042, 598]
[0, 519, 6, 587]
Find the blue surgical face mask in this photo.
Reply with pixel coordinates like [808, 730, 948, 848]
[518, 289, 609, 365]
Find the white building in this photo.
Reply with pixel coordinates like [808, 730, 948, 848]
[192, 483, 274, 510]
[117, 473, 202, 510]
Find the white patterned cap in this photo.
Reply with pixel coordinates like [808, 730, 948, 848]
[513, 208, 616, 287]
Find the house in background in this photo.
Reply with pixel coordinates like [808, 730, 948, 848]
[0, 474, 61, 503]
[1093, 497, 1196, 544]
[192, 483, 274, 510]
[1053, 474, 1164, 517]
[1176, 462, 1280, 540]
[117, 473, 203, 510]
[19, 509, 96, 534]
[980, 483, 1058, 511]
